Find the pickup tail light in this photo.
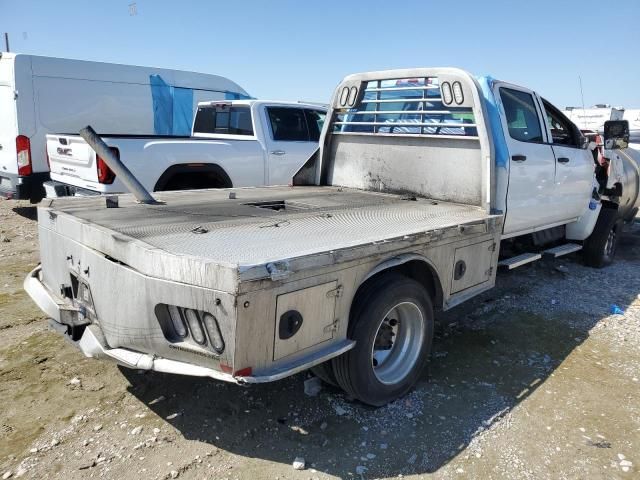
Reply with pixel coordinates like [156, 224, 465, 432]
[96, 148, 118, 184]
[16, 135, 32, 176]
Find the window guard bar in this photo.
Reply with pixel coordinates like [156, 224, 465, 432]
[338, 110, 454, 115]
[334, 121, 476, 128]
[364, 85, 440, 92]
[332, 131, 479, 139]
[361, 98, 443, 104]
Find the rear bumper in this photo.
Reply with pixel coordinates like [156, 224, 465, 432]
[24, 265, 237, 382]
[43, 180, 100, 198]
[24, 265, 353, 383]
[0, 171, 49, 202]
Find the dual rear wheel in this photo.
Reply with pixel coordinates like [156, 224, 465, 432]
[312, 273, 434, 406]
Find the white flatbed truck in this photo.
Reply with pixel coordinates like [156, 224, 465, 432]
[25, 68, 639, 406]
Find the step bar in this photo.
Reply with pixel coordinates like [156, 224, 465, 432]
[498, 252, 541, 270]
[498, 243, 583, 270]
[541, 243, 583, 258]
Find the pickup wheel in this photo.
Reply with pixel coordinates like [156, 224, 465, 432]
[332, 273, 434, 406]
[583, 206, 621, 268]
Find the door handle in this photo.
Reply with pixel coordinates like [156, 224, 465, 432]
[270, 150, 286, 156]
[511, 155, 527, 162]
[557, 157, 570, 163]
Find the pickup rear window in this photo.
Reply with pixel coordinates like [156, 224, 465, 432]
[193, 105, 254, 136]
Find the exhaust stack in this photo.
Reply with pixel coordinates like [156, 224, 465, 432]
[79, 126, 159, 205]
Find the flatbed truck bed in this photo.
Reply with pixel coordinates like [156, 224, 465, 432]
[41, 186, 496, 289]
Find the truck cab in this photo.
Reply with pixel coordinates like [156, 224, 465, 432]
[490, 80, 594, 236]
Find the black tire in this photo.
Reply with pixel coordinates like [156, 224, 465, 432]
[310, 362, 339, 387]
[332, 273, 434, 407]
[583, 206, 621, 268]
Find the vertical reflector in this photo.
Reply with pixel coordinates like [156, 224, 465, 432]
[184, 309, 206, 345]
[167, 305, 187, 337]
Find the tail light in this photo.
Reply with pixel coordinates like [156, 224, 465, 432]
[184, 309, 206, 345]
[96, 148, 118, 184]
[156, 304, 225, 355]
[16, 135, 32, 176]
[167, 305, 187, 338]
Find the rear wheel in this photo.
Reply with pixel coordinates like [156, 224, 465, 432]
[583, 206, 622, 268]
[332, 273, 434, 406]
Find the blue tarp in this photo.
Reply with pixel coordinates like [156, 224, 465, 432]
[150, 74, 252, 135]
[477, 76, 509, 168]
[172, 87, 194, 136]
[150, 74, 174, 135]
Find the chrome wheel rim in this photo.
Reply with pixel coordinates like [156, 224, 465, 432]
[371, 301, 424, 385]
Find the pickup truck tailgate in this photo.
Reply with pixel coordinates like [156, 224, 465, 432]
[47, 134, 99, 186]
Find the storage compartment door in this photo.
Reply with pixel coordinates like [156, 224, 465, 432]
[450, 240, 496, 293]
[273, 281, 337, 361]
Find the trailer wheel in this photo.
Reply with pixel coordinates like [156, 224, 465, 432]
[332, 273, 434, 406]
[583, 206, 621, 268]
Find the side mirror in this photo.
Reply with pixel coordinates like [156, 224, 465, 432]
[604, 120, 629, 150]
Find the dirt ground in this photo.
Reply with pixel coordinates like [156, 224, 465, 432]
[0, 197, 638, 480]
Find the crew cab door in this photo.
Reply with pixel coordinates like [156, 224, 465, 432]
[540, 99, 593, 221]
[497, 85, 556, 235]
[263, 106, 326, 185]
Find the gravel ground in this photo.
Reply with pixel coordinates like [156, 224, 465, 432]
[0, 197, 638, 479]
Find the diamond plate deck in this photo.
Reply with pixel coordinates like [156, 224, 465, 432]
[50, 186, 492, 267]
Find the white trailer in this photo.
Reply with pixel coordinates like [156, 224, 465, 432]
[563, 104, 624, 132]
[0, 52, 248, 202]
[623, 109, 640, 144]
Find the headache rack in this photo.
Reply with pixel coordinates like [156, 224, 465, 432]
[332, 76, 478, 139]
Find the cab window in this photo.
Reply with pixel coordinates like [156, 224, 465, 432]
[267, 107, 309, 141]
[542, 99, 580, 147]
[305, 109, 326, 141]
[499, 88, 544, 143]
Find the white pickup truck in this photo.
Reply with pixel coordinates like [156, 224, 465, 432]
[45, 100, 327, 195]
[25, 68, 639, 407]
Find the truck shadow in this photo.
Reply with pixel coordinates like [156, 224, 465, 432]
[121, 224, 640, 477]
[12, 205, 38, 221]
